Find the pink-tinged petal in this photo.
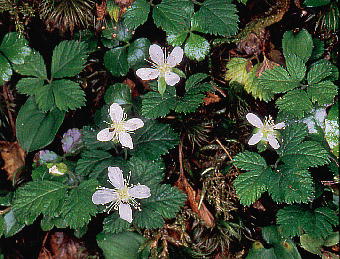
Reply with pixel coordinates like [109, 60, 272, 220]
[108, 167, 125, 189]
[92, 189, 118, 205]
[166, 46, 183, 67]
[274, 122, 285, 129]
[97, 128, 114, 141]
[248, 132, 263, 145]
[119, 203, 133, 223]
[109, 103, 124, 122]
[164, 71, 180, 86]
[149, 44, 164, 66]
[136, 68, 160, 80]
[267, 135, 280, 149]
[246, 113, 263, 128]
[118, 132, 133, 149]
[124, 118, 144, 131]
[128, 185, 151, 199]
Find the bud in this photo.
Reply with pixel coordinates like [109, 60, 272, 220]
[61, 128, 82, 154]
[47, 163, 68, 176]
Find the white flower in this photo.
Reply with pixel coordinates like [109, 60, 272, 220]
[136, 44, 183, 86]
[92, 167, 151, 223]
[246, 113, 285, 149]
[97, 103, 144, 149]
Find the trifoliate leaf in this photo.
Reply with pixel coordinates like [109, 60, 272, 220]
[282, 29, 313, 63]
[52, 79, 86, 111]
[184, 33, 210, 61]
[0, 55, 12, 84]
[142, 88, 177, 118]
[104, 47, 129, 77]
[258, 66, 299, 94]
[127, 38, 151, 69]
[61, 179, 98, 229]
[192, 0, 238, 36]
[233, 168, 271, 206]
[13, 51, 47, 79]
[103, 214, 130, 234]
[307, 80, 337, 105]
[0, 32, 31, 65]
[276, 89, 313, 119]
[307, 59, 339, 85]
[51, 40, 88, 79]
[277, 205, 338, 238]
[132, 120, 179, 160]
[267, 166, 314, 204]
[15, 77, 44, 96]
[123, 0, 150, 30]
[167, 32, 188, 46]
[96, 231, 146, 259]
[233, 151, 267, 172]
[16, 97, 65, 152]
[285, 54, 306, 81]
[104, 83, 132, 105]
[75, 150, 113, 176]
[13, 180, 68, 225]
[152, 0, 194, 34]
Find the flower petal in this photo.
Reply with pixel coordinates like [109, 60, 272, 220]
[125, 118, 144, 131]
[166, 46, 183, 67]
[109, 103, 124, 122]
[119, 203, 133, 223]
[164, 71, 180, 86]
[267, 135, 280, 149]
[248, 132, 263, 145]
[136, 68, 160, 80]
[246, 113, 263, 128]
[92, 189, 118, 205]
[97, 128, 114, 141]
[128, 185, 151, 199]
[108, 167, 125, 189]
[273, 122, 285, 129]
[118, 132, 133, 149]
[149, 44, 164, 66]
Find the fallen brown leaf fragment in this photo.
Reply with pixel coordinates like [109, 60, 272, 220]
[0, 141, 25, 181]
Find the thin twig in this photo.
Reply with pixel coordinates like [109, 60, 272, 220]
[2, 84, 16, 138]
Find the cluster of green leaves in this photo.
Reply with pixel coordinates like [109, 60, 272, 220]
[141, 73, 211, 118]
[122, 0, 238, 61]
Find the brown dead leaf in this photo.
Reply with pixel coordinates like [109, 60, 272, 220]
[122, 78, 139, 97]
[256, 56, 280, 77]
[96, 1, 107, 21]
[203, 92, 221, 105]
[115, 0, 135, 7]
[0, 141, 25, 180]
[175, 173, 215, 228]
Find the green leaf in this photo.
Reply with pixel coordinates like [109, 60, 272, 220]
[51, 40, 88, 79]
[276, 89, 313, 119]
[282, 29, 313, 63]
[142, 88, 177, 118]
[16, 98, 65, 152]
[279, 123, 308, 155]
[325, 103, 339, 157]
[96, 231, 146, 259]
[192, 0, 238, 36]
[307, 59, 339, 85]
[123, 0, 150, 30]
[158, 76, 167, 95]
[75, 150, 113, 176]
[307, 80, 337, 105]
[184, 33, 210, 61]
[16, 77, 45, 96]
[285, 54, 306, 81]
[152, 0, 194, 34]
[13, 180, 67, 225]
[103, 214, 130, 234]
[300, 232, 339, 256]
[13, 51, 47, 79]
[0, 55, 12, 84]
[267, 166, 314, 204]
[304, 0, 331, 7]
[52, 79, 86, 111]
[310, 38, 324, 60]
[104, 47, 129, 77]
[3, 210, 25, 237]
[61, 179, 98, 229]
[35, 83, 55, 111]
[127, 38, 151, 69]
[104, 83, 132, 105]
[0, 32, 31, 65]
[184, 73, 209, 91]
[258, 66, 299, 94]
[167, 32, 188, 46]
[233, 151, 267, 172]
[132, 120, 179, 160]
[277, 205, 338, 238]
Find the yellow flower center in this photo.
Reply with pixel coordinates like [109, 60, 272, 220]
[117, 186, 130, 201]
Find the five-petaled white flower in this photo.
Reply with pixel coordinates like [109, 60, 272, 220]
[97, 103, 144, 149]
[92, 167, 151, 223]
[246, 113, 285, 149]
[136, 44, 183, 86]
